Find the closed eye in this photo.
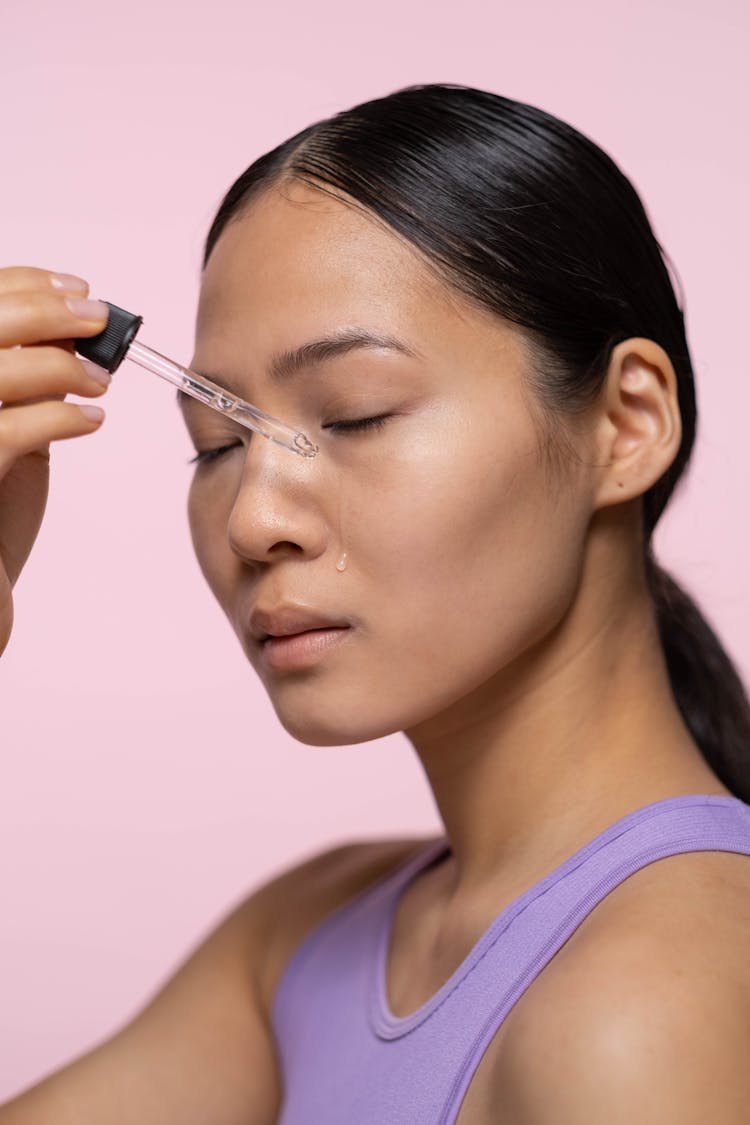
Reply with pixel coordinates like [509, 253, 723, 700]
[187, 414, 393, 466]
[323, 414, 393, 434]
[188, 441, 242, 465]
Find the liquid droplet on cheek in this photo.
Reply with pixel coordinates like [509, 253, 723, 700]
[333, 472, 348, 573]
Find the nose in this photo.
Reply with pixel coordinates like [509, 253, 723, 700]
[225, 436, 327, 565]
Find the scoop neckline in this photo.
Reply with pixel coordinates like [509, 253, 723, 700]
[369, 793, 748, 1039]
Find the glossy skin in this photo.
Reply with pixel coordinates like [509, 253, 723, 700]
[2, 186, 749, 1122]
[188, 181, 595, 757]
[185, 179, 729, 890]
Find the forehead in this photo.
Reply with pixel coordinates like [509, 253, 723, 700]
[196, 182, 498, 355]
[192, 180, 533, 405]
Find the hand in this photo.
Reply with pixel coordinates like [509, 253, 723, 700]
[0, 266, 110, 656]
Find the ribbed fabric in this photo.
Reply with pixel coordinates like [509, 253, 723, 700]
[272, 794, 750, 1123]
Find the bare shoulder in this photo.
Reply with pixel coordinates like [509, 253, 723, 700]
[0, 834, 431, 1125]
[490, 850, 750, 1124]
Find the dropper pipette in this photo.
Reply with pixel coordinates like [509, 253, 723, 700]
[73, 301, 319, 459]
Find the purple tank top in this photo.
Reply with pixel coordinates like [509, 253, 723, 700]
[272, 794, 750, 1123]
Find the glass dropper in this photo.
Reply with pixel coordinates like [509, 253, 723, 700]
[73, 301, 319, 459]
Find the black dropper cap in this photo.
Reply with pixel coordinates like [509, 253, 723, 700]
[73, 301, 143, 374]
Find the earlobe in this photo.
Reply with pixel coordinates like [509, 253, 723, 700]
[592, 337, 682, 511]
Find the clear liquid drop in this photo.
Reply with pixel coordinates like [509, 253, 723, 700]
[336, 552, 348, 572]
[294, 431, 319, 458]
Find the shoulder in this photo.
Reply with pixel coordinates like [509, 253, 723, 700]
[0, 837, 432, 1124]
[247, 834, 437, 1015]
[490, 849, 750, 1123]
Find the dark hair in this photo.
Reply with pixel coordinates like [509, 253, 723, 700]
[203, 83, 750, 801]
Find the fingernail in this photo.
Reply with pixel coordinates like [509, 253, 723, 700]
[51, 272, 88, 294]
[79, 405, 105, 423]
[65, 297, 108, 321]
[81, 359, 111, 386]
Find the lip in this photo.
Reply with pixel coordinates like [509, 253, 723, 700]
[249, 603, 352, 642]
[260, 626, 352, 670]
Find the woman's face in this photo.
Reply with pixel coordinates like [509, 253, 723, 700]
[184, 181, 595, 746]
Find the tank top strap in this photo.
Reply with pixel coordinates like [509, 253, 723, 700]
[438, 793, 750, 1121]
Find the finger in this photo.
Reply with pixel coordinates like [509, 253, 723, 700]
[0, 289, 108, 348]
[0, 346, 110, 403]
[0, 399, 105, 469]
[0, 266, 89, 297]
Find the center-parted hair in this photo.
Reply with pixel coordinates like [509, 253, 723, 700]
[203, 83, 750, 800]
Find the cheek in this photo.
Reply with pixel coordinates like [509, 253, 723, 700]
[186, 476, 234, 600]
[346, 406, 546, 593]
[345, 410, 584, 698]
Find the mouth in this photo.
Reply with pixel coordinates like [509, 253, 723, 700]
[249, 604, 352, 644]
[260, 626, 352, 670]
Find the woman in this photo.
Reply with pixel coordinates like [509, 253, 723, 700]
[2, 84, 750, 1122]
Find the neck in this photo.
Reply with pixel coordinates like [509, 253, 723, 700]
[404, 573, 727, 894]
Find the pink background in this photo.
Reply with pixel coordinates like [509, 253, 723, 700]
[1, 0, 748, 1097]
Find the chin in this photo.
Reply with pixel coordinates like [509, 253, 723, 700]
[273, 706, 399, 748]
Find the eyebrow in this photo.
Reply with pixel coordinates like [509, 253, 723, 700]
[176, 328, 421, 408]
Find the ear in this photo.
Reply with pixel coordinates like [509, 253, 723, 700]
[591, 337, 682, 512]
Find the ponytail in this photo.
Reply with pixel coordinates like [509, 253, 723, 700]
[645, 552, 750, 802]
